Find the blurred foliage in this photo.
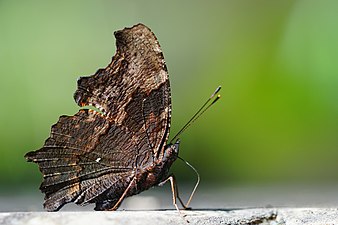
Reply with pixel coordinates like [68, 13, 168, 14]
[0, 0, 338, 190]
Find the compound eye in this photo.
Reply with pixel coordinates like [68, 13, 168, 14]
[173, 140, 180, 154]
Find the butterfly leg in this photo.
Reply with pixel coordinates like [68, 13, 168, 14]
[108, 176, 136, 211]
[158, 174, 190, 210]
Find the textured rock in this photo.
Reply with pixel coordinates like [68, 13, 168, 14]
[1, 208, 338, 225]
[274, 208, 338, 225]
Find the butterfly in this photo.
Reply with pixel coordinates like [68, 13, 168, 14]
[25, 23, 220, 211]
[25, 23, 181, 211]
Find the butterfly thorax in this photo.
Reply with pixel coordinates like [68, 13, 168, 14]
[136, 140, 180, 189]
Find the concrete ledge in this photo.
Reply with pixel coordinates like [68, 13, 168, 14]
[1, 208, 338, 225]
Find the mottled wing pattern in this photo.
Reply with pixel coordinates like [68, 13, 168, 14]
[26, 110, 135, 210]
[74, 24, 171, 157]
[25, 24, 171, 211]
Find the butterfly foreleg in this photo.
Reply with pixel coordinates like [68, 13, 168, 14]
[158, 174, 191, 211]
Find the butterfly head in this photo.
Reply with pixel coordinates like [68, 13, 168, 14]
[171, 139, 180, 155]
[161, 139, 180, 163]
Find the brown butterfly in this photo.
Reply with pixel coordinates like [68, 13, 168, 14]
[25, 23, 220, 211]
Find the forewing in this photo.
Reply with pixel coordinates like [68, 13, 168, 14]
[74, 24, 171, 156]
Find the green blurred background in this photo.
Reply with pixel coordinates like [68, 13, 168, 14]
[1, 0, 338, 192]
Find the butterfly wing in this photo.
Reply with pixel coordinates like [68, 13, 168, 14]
[25, 24, 171, 211]
[74, 23, 171, 157]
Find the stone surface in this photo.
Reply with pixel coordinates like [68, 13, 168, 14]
[1, 208, 338, 225]
[2, 185, 338, 224]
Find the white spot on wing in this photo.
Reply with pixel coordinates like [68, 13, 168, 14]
[96, 157, 101, 163]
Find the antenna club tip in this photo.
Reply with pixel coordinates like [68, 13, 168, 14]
[210, 86, 222, 98]
[211, 94, 221, 104]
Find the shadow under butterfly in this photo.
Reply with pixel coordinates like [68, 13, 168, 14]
[25, 23, 221, 212]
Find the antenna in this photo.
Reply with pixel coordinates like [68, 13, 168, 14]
[170, 86, 221, 144]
